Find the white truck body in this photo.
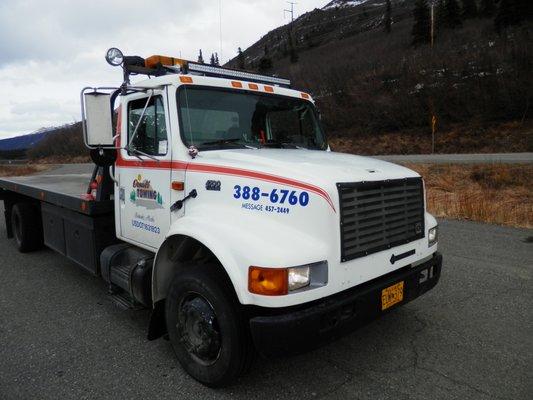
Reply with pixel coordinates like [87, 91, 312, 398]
[113, 74, 438, 308]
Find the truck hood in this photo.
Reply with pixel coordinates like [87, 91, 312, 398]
[192, 148, 419, 185]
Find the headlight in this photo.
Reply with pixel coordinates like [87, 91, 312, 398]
[248, 261, 327, 295]
[288, 266, 310, 291]
[105, 47, 124, 66]
[428, 226, 438, 247]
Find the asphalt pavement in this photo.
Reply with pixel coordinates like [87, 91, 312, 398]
[374, 152, 533, 164]
[0, 202, 531, 399]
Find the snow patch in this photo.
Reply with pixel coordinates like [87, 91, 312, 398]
[323, 0, 369, 10]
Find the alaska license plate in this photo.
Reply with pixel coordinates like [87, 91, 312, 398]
[381, 281, 404, 311]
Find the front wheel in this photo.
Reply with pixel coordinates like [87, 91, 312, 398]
[165, 264, 254, 387]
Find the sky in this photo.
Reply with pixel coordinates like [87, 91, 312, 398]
[0, 0, 330, 139]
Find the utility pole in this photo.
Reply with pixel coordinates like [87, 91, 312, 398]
[430, 1, 436, 153]
[284, 1, 297, 23]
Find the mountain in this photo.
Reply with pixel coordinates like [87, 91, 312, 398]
[0, 127, 55, 152]
[225, 0, 532, 154]
[227, 0, 392, 71]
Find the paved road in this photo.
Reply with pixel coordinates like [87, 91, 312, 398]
[1, 151, 532, 177]
[0, 203, 531, 399]
[374, 152, 533, 164]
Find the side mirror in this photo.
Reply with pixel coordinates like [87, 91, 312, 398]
[82, 90, 115, 148]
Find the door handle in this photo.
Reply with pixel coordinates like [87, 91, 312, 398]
[170, 190, 197, 212]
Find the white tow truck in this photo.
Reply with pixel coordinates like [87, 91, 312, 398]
[0, 48, 442, 387]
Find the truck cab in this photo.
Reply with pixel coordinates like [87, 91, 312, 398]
[2, 48, 442, 388]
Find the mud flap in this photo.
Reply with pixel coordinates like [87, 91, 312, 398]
[147, 300, 168, 341]
[4, 207, 13, 238]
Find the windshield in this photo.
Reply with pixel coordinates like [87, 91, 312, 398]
[178, 86, 327, 150]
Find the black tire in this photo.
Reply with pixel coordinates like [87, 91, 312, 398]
[11, 203, 44, 253]
[165, 264, 254, 387]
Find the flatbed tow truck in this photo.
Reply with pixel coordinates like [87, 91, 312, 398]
[0, 48, 442, 387]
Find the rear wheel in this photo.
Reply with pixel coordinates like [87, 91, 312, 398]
[165, 264, 254, 387]
[11, 203, 44, 253]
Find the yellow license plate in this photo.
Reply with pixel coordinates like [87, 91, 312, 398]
[381, 281, 404, 310]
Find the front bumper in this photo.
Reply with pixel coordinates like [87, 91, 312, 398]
[249, 252, 442, 357]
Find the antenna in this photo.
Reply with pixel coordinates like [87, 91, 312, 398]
[219, 0, 223, 61]
[284, 1, 297, 23]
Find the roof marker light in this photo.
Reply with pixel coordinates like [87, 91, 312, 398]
[231, 81, 243, 88]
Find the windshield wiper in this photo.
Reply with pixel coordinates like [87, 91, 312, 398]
[126, 146, 159, 161]
[199, 138, 257, 149]
[261, 141, 306, 149]
[200, 138, 242, 146]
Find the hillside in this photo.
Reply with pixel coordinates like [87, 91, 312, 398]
[227, 0, 533, 154]
[2, 0, 530, 160]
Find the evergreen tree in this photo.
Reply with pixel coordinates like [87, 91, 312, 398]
[237, 47, 245, 69]
[461, 0, 478, 19]
[411, 0, 431, 46]
[197, 49, 204, 64]
[479, 0, 496, 17]
[436, 0, 463, 29]
[258, 42, 273, 72]
[435, 0, 447, 30]
[384, 0, 392, 33]
[495, 0, 531, 32]
[214, 53, 220, 66]
[445, 0, 463, 28]
[258, 56, 273, 72]
[288, 29, 299, 63]
[210, 53, 216, 65]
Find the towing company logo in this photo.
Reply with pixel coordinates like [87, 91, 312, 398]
[130, 174, 163, 209]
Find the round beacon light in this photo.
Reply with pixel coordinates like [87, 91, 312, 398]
[105, 47, 124, 66]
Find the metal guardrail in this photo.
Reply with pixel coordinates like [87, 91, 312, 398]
[0, 159, 29, 165]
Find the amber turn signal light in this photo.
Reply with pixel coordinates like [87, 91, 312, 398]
[171, 181, 185, 191]
[248, 266, 288, 296]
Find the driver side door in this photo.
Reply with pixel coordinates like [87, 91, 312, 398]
[117, 90, 172, 250]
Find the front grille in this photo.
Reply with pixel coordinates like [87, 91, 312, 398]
[338, 178, 425, 262]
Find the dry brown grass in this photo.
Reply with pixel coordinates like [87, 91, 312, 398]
[329, 120, 533, 155]
[33, 155, 91, 164]
[0, 165, 49, 177]
[406, 163, 533, 228]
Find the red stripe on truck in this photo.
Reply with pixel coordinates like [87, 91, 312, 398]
[116, 157, 336, 212]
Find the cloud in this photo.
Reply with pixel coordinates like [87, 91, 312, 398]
[0, 0, 328, 138]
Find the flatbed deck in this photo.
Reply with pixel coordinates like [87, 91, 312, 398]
[0, 164, 113, 216]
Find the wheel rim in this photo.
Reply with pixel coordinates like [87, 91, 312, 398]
[177, 292, 221, 365]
